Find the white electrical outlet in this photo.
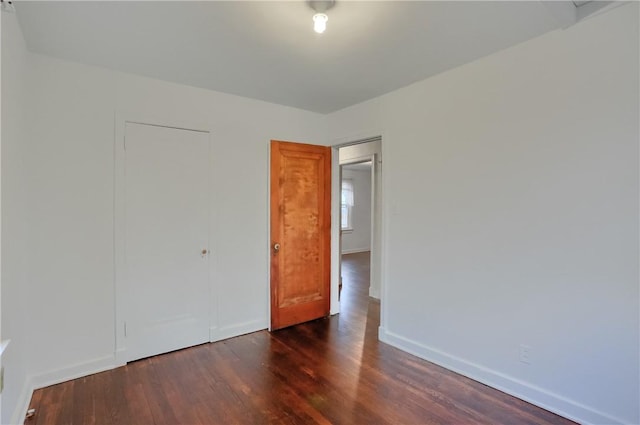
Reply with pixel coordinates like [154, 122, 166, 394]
[519, 344, 531, 364]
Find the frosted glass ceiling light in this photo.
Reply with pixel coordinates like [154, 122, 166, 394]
[313, 13, 328, 34]
[308, 0, 335, 34]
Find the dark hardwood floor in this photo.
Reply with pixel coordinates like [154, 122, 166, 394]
[26, 251, 575, 425]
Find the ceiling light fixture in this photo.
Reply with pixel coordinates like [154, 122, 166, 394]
[313, 13, 328, 34]
[308, 0, 335, 34]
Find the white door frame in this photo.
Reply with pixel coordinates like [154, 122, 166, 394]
[114, 114, 214, 365]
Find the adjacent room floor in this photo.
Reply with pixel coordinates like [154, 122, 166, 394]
[25, 252, 575, 424]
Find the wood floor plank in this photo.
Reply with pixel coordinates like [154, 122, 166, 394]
[25, 251, 576, 425]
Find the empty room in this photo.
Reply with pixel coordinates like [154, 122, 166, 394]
[1, 1, 638, 424]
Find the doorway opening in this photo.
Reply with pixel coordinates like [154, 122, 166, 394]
[339, 161, 372, 311]
[334, 138, 382, 327]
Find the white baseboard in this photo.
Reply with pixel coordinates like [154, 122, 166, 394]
[341, 248, 370, 255]
[9, 355, 118, 425]
[114, 348, 127, 367]
[31, 355, 118, 391]
[378, 327, 626, 425]
[210, 319, 268, 342]
[10, 378, 33, 425]
[369, 286, 380, 299]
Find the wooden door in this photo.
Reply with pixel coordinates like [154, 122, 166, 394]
[270, 140, 331, 330]
[124, 122, 210, 361]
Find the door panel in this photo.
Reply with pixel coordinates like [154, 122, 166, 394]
[125, 122, 210, 361]
[271, 141, 331, 330]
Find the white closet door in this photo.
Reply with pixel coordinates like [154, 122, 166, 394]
[124, 122, 209, 361]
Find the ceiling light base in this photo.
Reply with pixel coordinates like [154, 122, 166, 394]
[308, 0, 335, 14]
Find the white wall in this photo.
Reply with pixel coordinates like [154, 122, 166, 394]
[341, 166, 371, 254]
[2, 39, 325, 423]
[1, 11, 32, 425]
[327, 4, 639, 424]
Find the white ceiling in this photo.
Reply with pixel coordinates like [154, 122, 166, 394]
[14, 1, 576, 114]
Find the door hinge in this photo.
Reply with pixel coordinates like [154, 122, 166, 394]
[124, 321, 127, 337]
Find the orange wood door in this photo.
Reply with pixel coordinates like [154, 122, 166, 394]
[270, 140, 331, 330]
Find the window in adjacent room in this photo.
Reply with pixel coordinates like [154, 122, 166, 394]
[341, 179, 354, 231]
